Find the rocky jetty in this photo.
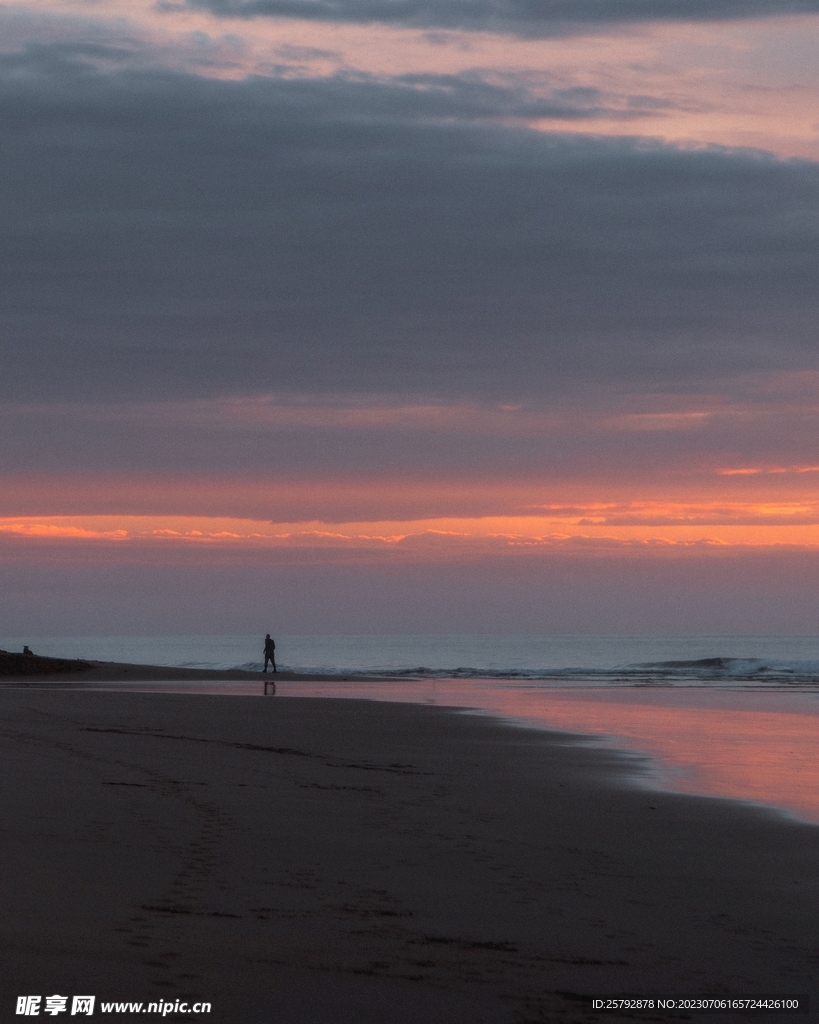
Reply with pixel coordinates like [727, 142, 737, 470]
[0, 650, 92, 676]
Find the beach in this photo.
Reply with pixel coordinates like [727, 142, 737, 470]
[2, 688, 817, 1022]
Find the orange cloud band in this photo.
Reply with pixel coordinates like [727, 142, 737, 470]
[4, 507, 819, 552]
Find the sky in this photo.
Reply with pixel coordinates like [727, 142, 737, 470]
[2, 0, 819, 635]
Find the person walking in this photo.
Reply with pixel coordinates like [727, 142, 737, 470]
[263, 633, 277, 673]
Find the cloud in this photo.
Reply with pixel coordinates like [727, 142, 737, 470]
[173, 0, 819, 36]
[6, 504, 819, 552]
[1, 45, 818, 410]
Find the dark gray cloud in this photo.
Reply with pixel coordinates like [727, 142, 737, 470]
[2, 393, 815, 490]
[172, 0, 819, 36]
[2, 45, 818, 407]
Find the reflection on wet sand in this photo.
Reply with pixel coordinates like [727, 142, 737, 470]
[277, 681, 819, 825]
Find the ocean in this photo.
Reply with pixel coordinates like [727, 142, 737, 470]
[4, 633, 819, 687]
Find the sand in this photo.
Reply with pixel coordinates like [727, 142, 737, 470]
[1, 689, 817, 1022]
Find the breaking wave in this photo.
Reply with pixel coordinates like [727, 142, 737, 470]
[258, 656, 819, 687]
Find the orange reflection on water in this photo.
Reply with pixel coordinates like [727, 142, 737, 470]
[278, 682, 819, 824]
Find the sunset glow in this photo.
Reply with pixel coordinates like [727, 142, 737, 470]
[6, 502, 819, 555]
[2, 0, 819, 633]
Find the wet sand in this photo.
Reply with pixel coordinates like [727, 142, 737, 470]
[278, 679, 819, 826]
[1, 689, 817, 1022]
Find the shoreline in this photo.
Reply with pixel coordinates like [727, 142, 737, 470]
[0, 653, 388, 685]
[5, 657, 819, 827]
[270, 680, 819, 827]
[1, 688, 817, 1021]
[5, 657, 819, 826]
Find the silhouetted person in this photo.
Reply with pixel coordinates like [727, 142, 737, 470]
[263, 634, 276, 673]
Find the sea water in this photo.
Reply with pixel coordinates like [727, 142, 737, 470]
[4, 634, 819, 687]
